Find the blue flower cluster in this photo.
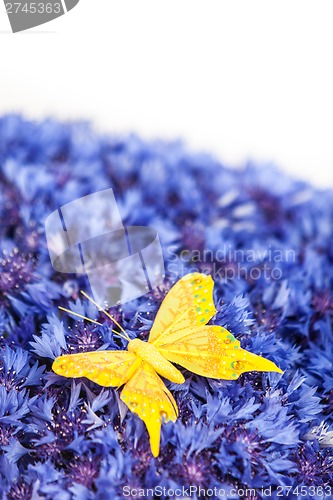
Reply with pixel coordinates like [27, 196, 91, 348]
[0, 115, 333, 499]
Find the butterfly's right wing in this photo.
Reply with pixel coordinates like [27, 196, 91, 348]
[157, 325, 283, 380]
[120, 362, 178, 457]
[52, 350, 141, 387]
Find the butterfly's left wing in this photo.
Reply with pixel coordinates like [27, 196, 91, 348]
[158, 325, 283, 380]
[120, 362, 178, 457]
[149, 273, 216, 346]
[52, 350, 140, 387]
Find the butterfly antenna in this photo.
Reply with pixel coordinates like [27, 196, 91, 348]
[80, 290, 131, 342]
[58, 306, 125, 339]
[58, 307, 103, 326]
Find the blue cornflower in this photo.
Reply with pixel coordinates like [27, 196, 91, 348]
[0, 114, 333, 496]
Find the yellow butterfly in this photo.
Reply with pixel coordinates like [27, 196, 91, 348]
[52, 273, 283, 457]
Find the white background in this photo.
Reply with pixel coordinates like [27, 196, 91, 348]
[1, 1, 333, 187]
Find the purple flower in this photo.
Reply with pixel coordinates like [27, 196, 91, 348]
[0, 249, 36, 304]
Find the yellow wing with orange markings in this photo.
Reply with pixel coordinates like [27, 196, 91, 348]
[52, 350, 141, 387]
[149, 273, 216, 346]
[158, 325, 283, 380]
[120, 362, 178, 457]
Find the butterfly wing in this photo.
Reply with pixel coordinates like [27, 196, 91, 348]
[52, 350, 140, 387]
[158, 325, 283, 379]
[150, 272, 282, 379]
[149, 273, 216, 345]
[120, 362, 178, 457]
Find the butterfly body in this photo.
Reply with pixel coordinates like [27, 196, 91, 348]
[127, 338, 185, 384]
[53, 272, 283, 457]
